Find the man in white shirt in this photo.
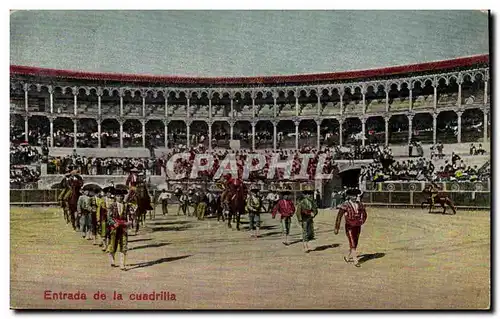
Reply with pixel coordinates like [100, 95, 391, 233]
[157, 190, 171, 216]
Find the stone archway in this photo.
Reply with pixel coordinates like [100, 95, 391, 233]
[234, 121, 252, 149]
[365, 116, 385, 145]
[298, 119, 317, 148]
[277, 120, 295, 149]
[123, 119, 142, 148]
[77, 118, 98, 148]
[411, 113, 433, 144]
[461, 108, 484, 143]
[211, 121, 230, 149]
[388, 115, 409, 144]
[436, 110, 458, 144]
[190, 120, 209, 148]
[52, 117, 74, 147]
[101, 119, 120, 148]
[255, 120, 273, 150]
[342, 117, 362, 145]
[146, 120, 165, 147]
[167, 120, 187, 148]
[320, 119, 340, 146]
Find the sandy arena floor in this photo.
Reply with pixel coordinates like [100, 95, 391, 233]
[10, 205, 490, 310]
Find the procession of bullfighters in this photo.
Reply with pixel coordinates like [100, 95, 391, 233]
[10, 10, 491, 310]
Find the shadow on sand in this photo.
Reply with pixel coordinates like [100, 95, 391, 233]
[151, 225, 194, 232]
[310, 243, 340, 252]
[128, 242, 171, 251]
[128, 238, 152, 243]
[150, 220, 191, 226]
[260, 231, 282, 237]
[358, 252, 386, 264]
[126, 255, 192, 270]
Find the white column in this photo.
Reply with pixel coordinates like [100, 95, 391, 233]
[483, 110, 488, 142]
[97, 121, 101, 148]
[186, 121, 191, 148]
[295, 96, 299, 117]
[24, 117, 29, 143]
[339, 91, 343, 116]
[24, 85, 28, 113]
[484, 80, 488, 105]
[97, 94, 102, 116]
[230, 122, 234, 141]
[361, 118, 366, 146]
[339, 119, 343, 146]
[251, 123, 256, 151]
[295, 121, 299, 149]
[362, 92, 366, 114]
[408, 115, 413, 144]
[120, 94, 123, 117]
[273, 97, 277, 118]
[164, 121, 169, 148]
[273, 122, 277, 151]
[409, 87, 412, 111]
[208, 122, 212, 150]
[142, 120, 146, 148]
[73, 90, 77, 116]
[142, 95, 146, 117]
[49, 90, 54, 114]
[458, 83, 462, 107]
[384, 117, 389, 146]
[251, 97, 255, 118]
[186, 97, 190, 118]
[317, 94, 321, 116]
[385, 90, 389, 112]
[73, 119, 77, 148]
[433, 85, 437, 109]
[230, 97, 234, 118]
[433, 113, 437, 144]
[316, 121, 321, 149]
[457, 111, 462, 143]
[49, 118, 54, 147]
[119, 121, 123, 148]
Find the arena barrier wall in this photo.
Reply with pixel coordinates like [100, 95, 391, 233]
[10, 189, 490, 210]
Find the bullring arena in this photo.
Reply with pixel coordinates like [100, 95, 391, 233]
[10, 11, 490, 310]
[11, 204, 490, 309]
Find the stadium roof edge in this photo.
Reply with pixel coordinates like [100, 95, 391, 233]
[10, 54, 489, 85]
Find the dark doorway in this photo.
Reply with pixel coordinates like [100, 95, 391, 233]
[339, 169, 361, 188]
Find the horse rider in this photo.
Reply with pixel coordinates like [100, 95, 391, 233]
[272, 190, 295, 245]
[246, 185, 264, 238]
[125, 167, 139, 201]
[427, 182, 441, 209]
[296, 185, 318, 253]
[106, 189, 130, 271]
[69, 171, 84, 230]
[58, 170, 72, 222]
[334, 188, 367, 268]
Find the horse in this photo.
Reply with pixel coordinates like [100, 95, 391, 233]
[127, 183, 153, 234]
[421, 189, 457, 215]
[66, 176, 83, 230]
[221, 184, 247, 230]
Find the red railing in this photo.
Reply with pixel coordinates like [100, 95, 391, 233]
[10, 55, 489, 85]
